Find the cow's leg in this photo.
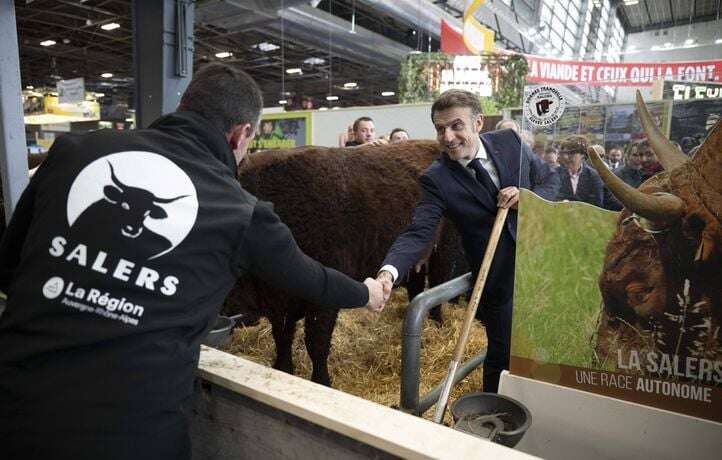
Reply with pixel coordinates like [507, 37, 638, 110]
[304, 307, 339, 386]
[270, 310, 300, 376]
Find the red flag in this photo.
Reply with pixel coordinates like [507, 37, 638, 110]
[440, 19, 469, 54]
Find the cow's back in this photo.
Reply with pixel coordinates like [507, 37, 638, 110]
[239, 141, 440, 279]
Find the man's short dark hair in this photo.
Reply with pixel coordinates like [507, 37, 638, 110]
[353, 116, 374, 133]
[389, 128, 407, 137]
[560, 135, 588, 155]
[431, 89, 482, 120]
[178, 63, 263, 134]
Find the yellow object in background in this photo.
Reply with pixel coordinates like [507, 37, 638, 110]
[463, 0, 495, 54]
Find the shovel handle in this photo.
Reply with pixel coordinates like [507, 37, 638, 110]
[433, 206, 510, 423]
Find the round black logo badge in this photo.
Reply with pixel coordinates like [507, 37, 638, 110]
[523, 85, 566, 128]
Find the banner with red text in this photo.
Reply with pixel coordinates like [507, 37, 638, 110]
[525, 55, 722, 87]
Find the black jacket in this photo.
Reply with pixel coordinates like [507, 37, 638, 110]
[556, 163, 604, 207]
[0, 112, 367, 456]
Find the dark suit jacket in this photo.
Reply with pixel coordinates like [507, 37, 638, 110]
[556, 163, 604, 207]
[382, 129, 559, 307]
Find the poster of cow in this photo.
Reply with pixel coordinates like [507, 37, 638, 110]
[511, 84, 721, 424]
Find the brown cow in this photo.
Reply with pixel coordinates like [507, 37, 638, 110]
[222, 141, 466, 386]
[591, 92, 722, 386]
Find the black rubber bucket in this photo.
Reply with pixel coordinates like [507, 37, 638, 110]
[202, 312, 261, 348]
[450, 392, 531, 448]
[202, 315, 235, 348]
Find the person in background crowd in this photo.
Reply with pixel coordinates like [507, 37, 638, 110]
[495, 119, 519, 132]
[0, 63, 386, 460]
[543, 146, 560, 168]
[376, 89, 559, 394]
[614, 141, 645, 188]
[389, 128, 409, 144]
[344, 117, 388, 147]
[640, 140, 663, 181]
[606, 145, 623, 170]
[301, 96, 314, 110]
[556, 135, 604, 207]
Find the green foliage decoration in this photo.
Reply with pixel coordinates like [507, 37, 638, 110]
[398, 52, 453, 104]
[494, 54, 529, 110]
[397, 52, 529, 114]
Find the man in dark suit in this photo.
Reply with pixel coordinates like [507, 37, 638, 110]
[556, 135, 604, 208]
[376, 89, 559, 393]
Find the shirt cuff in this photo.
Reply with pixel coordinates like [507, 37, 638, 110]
[378, 265, 399, 283]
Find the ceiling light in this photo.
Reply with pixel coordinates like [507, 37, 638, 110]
[381, 91, 395, 96]
[40, 40, 56, 47]
[716, 38, 722, 44]
[286, 68, 303, 74]
[101, 22, 120, 31]
[26, 85, 34, 89]
[326, 95, 339, 101]
[215, 51, 232, 58]
[278, 99, 288, 105]
[343, 82, 357, 89]
[304, 57, 325, 65]
[62, 38, 71, 44]
[684, 38, 695, 45]
[254, 42, 279, 52]
[101, 73, 113, 78]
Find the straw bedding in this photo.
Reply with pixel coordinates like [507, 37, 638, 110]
[225, 288, 487, 422]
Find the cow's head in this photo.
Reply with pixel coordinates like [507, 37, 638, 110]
[591, 92, 722, 360]
[104, 162, 187, 238]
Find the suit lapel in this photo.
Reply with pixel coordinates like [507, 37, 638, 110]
[442, 153, 496, 212]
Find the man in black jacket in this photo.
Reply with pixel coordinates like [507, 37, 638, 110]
[556, 135, 604, 207]
[0, 63, 385, 460]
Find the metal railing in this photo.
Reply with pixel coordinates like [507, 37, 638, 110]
[399, 273, 486, 415]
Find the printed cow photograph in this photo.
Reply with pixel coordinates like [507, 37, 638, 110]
[510, 91, 722, 423]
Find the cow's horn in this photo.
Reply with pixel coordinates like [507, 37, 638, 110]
[153, 194, 189, 204]
[108, 161, 127, 190]
[588, 145, 685, 225]
[636, 90, 688, 171]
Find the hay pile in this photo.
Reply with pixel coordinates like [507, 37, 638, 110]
[225, 288, 487, 422]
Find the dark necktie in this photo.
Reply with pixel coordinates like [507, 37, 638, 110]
[467, 158, 498, 197]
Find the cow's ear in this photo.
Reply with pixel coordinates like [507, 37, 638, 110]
[104, 185, 122, 203]
[149, 205, 168, 219]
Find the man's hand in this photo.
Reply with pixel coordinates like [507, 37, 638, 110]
[367, 138, 389, 146]
[497, 186, 519, 209]
[364, 278, 386, 313]
[376, 270, 394, 303]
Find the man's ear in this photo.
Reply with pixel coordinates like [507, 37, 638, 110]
[474, 113, 485, 133]
[228, 123, 254, 150]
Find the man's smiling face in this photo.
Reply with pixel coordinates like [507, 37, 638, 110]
[432, 106, 483, 161]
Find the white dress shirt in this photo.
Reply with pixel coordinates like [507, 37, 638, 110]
[380, 139, 499, 282]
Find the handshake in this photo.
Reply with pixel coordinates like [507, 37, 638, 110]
[363, 270, 394, 313]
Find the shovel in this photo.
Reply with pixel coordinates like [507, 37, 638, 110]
[433, 206, 509, 424]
